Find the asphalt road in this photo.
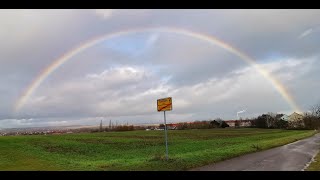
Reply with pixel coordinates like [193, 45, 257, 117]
[191, 133, 320, 171]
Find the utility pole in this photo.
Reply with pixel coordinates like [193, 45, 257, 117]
[99, 120, 103, 132]
[164, 111, 169, 160]
[157, 97, 172, 161]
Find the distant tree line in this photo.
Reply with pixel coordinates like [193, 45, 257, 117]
[175, 118, 229, 130]
[249, 113, 289, 129]
[90, 120, 137, 133]
[86, 103, 320, 133]
[249, 103, 320, 130]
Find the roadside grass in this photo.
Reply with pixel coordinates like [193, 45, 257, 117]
[0, 128, 316, 171]
[306, 150, 320, 171]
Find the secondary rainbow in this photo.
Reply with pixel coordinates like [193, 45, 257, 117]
[15, 27, 302, 113]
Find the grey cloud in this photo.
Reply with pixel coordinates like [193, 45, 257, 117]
[1, 9, 320, 128]
[15, 56, 320, 122]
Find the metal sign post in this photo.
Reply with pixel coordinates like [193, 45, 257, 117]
[164, 110, 169, 160]
[157, 97, 172, 161]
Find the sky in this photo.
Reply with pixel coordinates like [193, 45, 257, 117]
[1, 9, 320, 128]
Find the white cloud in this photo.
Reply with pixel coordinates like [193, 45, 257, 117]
[146, 33, 160, 47]
[93, 9, 152, 20]
[299, 28, 313, 39]
[94, 9, 114, 19]
[259, 57, 315, 83]
[9, 52, 320, 124]
[85, 66, 151, 90]
[86, 66, 146, 81]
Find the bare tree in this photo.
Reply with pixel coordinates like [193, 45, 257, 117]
[266, 112, 276, 128]
[311, 103, 320, 118]
[303, 103, 320, 130]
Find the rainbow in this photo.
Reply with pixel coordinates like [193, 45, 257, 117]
[14, 27, 302, 113]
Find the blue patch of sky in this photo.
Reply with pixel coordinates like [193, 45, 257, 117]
[91, 32, 167, 76]
[103, 32, 155, 56]
[262, 53, 286, 63]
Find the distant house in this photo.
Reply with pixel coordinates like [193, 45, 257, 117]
[288, 112, 304, 128]
[166, 123, 178, 130]
[157, 123, 177, 130]
[225, 120, 252, 127]
[240, 120, 253, 127]
[288, 112, 304, 121]
[225, 120, 236, 127]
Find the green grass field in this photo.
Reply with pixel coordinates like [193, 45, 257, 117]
[307, 150, 320, 171]
[0, 128, 316, 171]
